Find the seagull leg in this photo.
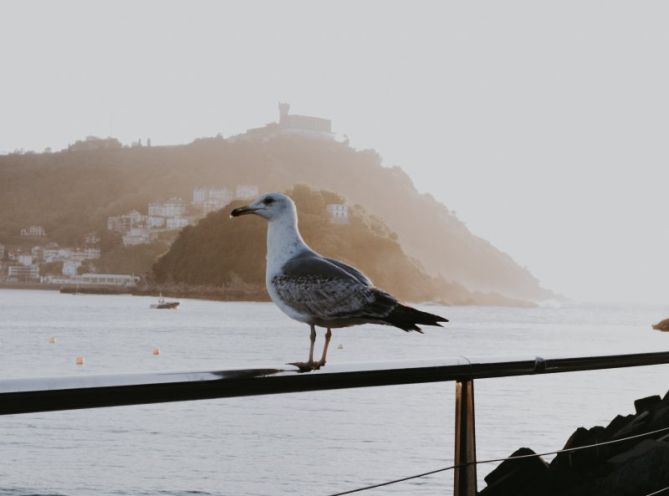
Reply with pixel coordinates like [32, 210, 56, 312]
[314, 328, 332, 369]
[289, 325, 318, 372]
[308, 324, 316, 364]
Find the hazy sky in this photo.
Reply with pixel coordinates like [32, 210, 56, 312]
[2, 1, 669, 303]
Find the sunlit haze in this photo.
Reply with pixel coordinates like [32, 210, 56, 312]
[2, 1, 668, 303]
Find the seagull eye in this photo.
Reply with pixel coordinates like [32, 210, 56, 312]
[263, 198, 275, 206]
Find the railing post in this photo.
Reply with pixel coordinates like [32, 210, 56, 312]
[454, 378, 477, 496]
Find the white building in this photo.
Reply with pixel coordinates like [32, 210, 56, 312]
[62, 260, 81, 276]
[148, 216, 166, 228]
[83, 247, 101, 260]
[193, 187, 233, 205]
[201, 198, 223, 215]
[235, 185, 259, 199]
[43, 246, 60, 263]
[20, 225, 46, 237]
[17, 254, 33, 266]
[84, 232, 100, 245]
[122, 227, 152, 246]
[326, 203, 349, 224]
[31, 246, 43, 259]
[166, 217, 189, 230]
[192, 187, 234, 215]
[192, 188, 208, 204]
[8, 264, 39, 281]
[78, 273, 139, 287]
[107, 210, 146, 234]
[148, 198, 186, 218]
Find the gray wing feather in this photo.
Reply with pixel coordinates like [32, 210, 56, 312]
[273, 252, 396, 322]
[323, 257, 373, 285]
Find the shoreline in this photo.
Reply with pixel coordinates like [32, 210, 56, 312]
[0, 282, 537, 307]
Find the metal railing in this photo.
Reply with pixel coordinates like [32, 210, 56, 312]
[3, 350, 669, 495]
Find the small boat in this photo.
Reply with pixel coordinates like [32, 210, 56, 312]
[150, 295, 180, 309]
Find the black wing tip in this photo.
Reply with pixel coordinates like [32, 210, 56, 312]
[385, 305, 449, 332]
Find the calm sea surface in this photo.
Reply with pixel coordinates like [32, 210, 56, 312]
[2, 289, 669, 495]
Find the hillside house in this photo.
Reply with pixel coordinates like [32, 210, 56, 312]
[326, 203, 349, 224]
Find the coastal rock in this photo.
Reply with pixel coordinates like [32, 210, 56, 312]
[652, 318, 669, 331]
[478, 391, 669, 496]
[478, 447, 549, 496]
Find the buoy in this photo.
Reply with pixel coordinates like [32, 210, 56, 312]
[49, 337, 57, 344]
[152, 347, 161, 356]
[75, 356, 85, 366]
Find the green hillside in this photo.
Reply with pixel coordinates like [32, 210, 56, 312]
[153, 185, 525, 305]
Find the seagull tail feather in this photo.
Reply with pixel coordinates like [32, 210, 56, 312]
[384, 304, 449, 333]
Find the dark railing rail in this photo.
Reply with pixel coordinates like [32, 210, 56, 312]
[4, 350, 669, 495]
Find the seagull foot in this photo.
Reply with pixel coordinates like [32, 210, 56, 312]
[288, 361, 319, 373]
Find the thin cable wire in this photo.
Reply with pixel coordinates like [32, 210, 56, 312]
[645, 486, 669, 496]
[326, 424, 669, 496]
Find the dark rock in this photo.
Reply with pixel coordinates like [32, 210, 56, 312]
[603, 414, 633, 437]
[652, 318, 669, 331]
[607, 438, 662, 466]
[551, 426, 610, 472]
[593, 441, 669, 495]
[634, 395, 662, 414]
[479, 447, 549, 496]
[610, 410, 649, 439]
[648, 406, 669, 432]
[480, 392, 669, 496]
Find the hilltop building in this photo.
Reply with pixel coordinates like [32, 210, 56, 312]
[68, 136, 122, 152]
[278, 103, 332, 137]
[233, 103, 334, 142]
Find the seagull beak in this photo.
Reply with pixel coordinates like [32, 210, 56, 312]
[230, 205, 259, 217]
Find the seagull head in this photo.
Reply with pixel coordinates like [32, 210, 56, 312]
[230, 192, 295, 221]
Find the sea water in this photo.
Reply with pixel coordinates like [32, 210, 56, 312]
[1, 289, 669, 495]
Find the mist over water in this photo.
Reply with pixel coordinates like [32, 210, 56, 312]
[2, 290, 669, 495]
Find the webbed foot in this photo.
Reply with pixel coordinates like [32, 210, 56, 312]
[288, 361, 319, 373]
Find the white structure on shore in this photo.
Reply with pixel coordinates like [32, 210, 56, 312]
[7, 264, 39, 282]
[43, 273, 140, 287]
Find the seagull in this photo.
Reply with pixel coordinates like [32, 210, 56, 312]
[230, 192, 448, 371]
